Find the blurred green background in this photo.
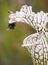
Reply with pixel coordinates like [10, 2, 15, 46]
[0, 0, 48, 65]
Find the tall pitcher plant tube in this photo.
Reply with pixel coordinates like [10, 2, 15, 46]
[8, 5, 48, 65]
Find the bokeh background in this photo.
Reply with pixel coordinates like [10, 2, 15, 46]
[0, 0, 48, 65]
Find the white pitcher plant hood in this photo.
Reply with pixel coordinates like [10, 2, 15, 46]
[8, 5, 48, 65]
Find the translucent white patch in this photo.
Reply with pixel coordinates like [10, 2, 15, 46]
[9, 5, 48, 32]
